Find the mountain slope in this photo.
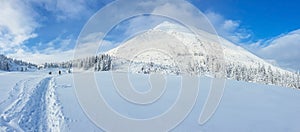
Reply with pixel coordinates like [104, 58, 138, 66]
[108, 22, 279, 72]
[106, 21, 300, 88]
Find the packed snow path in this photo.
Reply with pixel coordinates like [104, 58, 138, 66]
[0, 76, 66, 131]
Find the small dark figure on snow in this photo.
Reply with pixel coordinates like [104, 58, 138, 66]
[49, 72, 52, 75]
[59, 70, 61, 75]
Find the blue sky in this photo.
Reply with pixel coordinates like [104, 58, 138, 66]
[0, 0, 299, 70]
[191, 0, 300, 40]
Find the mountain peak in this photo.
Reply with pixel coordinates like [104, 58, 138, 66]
[154, 21, 190, 33]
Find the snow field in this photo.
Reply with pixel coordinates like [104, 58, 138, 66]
[1, 71, 300, 131]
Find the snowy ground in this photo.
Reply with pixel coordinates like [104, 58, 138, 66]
[1, 71, 300, 132]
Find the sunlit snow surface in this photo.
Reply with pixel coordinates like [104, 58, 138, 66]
[1, 71, 300, 131]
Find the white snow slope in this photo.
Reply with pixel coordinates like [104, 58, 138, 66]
[107, 21, 288, 75]
[1, 71, 300, 131]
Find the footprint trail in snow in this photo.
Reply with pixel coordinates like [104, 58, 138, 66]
[0, 77, 67, 132]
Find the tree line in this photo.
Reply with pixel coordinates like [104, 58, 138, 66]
[0, 54, 37, 71]
[43, 54, 300, 89]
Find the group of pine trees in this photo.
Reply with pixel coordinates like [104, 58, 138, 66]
[44, 54, 112, 71]
[131, 55, 300, 89]
[224, 63, 300, 89]
[134, 62, 180, 75]
[72, 54, 112, 71]
[0, 54, 37, 71]
[1, 52, 298, 89]
[42, 54, 300, 89]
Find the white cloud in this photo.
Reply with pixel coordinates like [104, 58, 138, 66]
[205, 11, 252, 43]
[111, 1, 224, 42]
[76, 32, 114, 57]
[7, 35, 76, 64]
[252, 29, 300, 71]
[115, 1, 252, 44]
[223, 20, 239, 31]
[8, 48, 74, 65]
[0, 0, 256, 66]
[10, 32, 115, 65]
[123, 17, 164, 37]
[0, 0, 99, 64]
[30, 0, 96, 20]
[0, 0, 39, 53]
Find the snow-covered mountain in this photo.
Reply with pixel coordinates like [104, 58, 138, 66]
[108, 21, 276, 72]
[0, 55, 37, 72]
[106, 21, 300, 88]
[40, 21, 299, 88]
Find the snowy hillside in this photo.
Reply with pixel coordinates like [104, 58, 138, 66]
[0, 55, 37, 72]
[105, 21, 300, 89]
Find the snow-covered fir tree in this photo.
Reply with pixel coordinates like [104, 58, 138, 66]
[0, 54, 37, 71]
[43, 54, 112, 72]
